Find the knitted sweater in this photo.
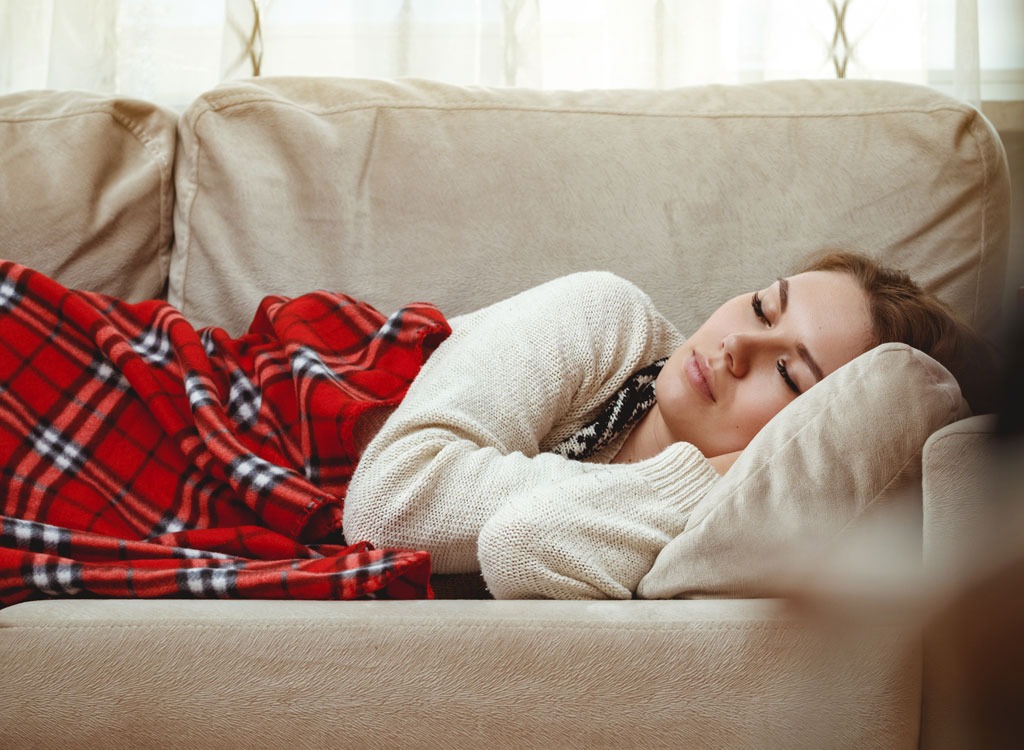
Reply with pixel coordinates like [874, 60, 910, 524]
[343, 272, 721, 599]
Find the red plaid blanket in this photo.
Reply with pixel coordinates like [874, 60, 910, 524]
[0, 261, 450, 607]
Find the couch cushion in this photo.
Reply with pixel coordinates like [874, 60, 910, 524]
[0, 598, 920, 750]
[171, 77, 1009, 340]
[637, 343, 966, 599]
[0, 90, 176, 301]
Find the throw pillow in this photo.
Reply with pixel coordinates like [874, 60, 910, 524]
[636, 342, 967, 599]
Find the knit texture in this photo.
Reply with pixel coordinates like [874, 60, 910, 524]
[344, 272, 721, 599]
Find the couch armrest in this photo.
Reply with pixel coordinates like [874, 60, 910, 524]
[920, 414, 999, 750]
[921, 415, 999, 575]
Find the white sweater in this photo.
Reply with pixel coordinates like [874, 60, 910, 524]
[343, 272, 720, 599]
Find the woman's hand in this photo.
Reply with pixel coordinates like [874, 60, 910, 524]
[707, 450, 742, 475]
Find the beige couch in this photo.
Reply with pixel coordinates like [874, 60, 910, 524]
[0, 77, 1013, 749]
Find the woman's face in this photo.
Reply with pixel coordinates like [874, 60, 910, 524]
[655, 269, 873, 458]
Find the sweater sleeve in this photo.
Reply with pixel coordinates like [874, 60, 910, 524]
[343, 271, 698, 576]
[477, 442, 719, 599]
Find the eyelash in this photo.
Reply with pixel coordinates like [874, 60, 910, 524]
[751, 292, 768, 326]
[752, 293, 801, 395]
[776, 360, 801, 395]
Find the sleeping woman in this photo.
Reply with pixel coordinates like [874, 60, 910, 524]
[343, 250, 983, 598]
[0, 251, 981, 605]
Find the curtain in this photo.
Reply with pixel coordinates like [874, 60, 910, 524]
[1, 0, 1020, 109]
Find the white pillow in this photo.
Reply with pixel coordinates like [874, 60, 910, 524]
[637, 343, 968, 599]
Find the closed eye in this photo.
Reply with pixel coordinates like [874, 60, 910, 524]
[751, 292, 769, 326]
[777, 359, 801, 395]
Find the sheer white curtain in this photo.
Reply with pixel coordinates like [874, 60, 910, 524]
[1, 0, 1020, 108]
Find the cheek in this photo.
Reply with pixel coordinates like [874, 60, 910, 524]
[730, 378, 790, 438]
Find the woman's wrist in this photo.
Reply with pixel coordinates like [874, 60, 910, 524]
[630, 442, 721, 510]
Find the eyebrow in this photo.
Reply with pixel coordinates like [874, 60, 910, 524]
[777, 277, 789, 313]
[797, 343, 825, 383]
[776, 277, 825, 383]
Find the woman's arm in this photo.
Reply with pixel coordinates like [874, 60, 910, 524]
[343, 272, 689, 575]
[477, 441, 719, 599]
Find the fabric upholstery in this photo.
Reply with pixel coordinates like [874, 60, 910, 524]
[0, 598, 920, 750]
[171, 77, 1009, 340]
[639, 343, 967, 599]
[920, 415, 1003, 750]
[0, 90, 176, 301]
[921, 415, 1001, 571]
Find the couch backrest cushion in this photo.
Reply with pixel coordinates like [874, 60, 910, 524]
[0, 90, 176, 301]
[170, 77, 1010, 338]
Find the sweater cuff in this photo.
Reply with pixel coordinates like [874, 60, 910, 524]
[632, 442, 720, 512]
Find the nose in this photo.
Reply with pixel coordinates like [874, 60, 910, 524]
[721, 332, 755, 377]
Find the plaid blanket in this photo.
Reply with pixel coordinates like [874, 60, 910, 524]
[0, 261, 450, 607]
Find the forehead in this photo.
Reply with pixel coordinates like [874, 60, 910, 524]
[785, 270, 873, 374]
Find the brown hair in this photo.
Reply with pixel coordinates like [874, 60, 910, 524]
[798, 250, 1002, 414]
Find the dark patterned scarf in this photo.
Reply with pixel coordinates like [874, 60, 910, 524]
[549, 358, 666, 461]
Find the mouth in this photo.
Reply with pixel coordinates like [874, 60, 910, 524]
[684, 350, 715, 403]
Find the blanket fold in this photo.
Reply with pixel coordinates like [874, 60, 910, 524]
[0, 261, 450, 606]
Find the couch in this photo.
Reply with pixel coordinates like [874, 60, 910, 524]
[0, 77, 1013, 749]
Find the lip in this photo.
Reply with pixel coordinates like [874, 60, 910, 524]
[685, 351, 715, 403]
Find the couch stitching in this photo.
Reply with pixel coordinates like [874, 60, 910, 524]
[196, 92, 977, 122]
[104, 109, 176, 291]
[171, 101, 211, 315]
[0, 104, 151, 124]
[960, 109, 992, 330]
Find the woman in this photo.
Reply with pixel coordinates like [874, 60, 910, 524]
[0, 251, 982, 605]
[344, 250, 987, 599]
